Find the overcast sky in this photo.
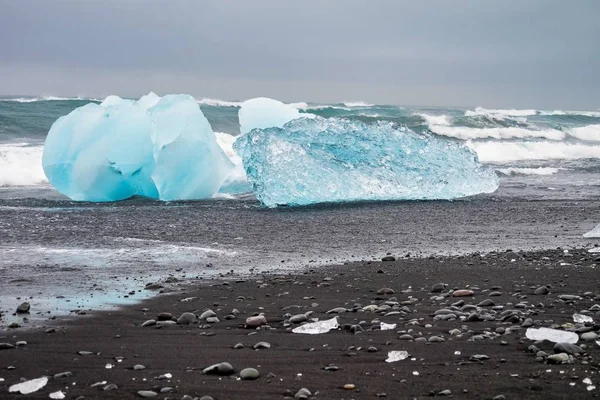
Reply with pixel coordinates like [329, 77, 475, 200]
[1, 0, 599, 109]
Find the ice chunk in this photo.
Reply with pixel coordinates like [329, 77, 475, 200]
[42, 93, 234, 202]
[214, 132, 252, 194]
[584, 223, 600, 238]
[526, 327, 579, 344]
[380, 322, 396, 331]
[573, 314, 593, 324]
[49, 390, 66, 399]
[385, 351, 409, 362]
[9, 377, 48, 394]
[292, 317, 339, 334]
[238, 97, 306, 134]
[234, 117, 499, 207]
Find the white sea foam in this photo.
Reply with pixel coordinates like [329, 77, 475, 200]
[469, 141, 600, 162]
[541, 110, 600, 117]
[496, 167, 561, 176]
[416, 113, 452, 126]
[196, 98, 242, 107]
[0, 143, 47, 186]
[465, 107, 538, 117]
[567, 124, 600, 141]
[0, 96, 99, 103]
[343, 101, 374, 107]
[430, 125, 565, 141]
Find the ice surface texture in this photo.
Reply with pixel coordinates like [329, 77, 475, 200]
[584, 223, 600, 238]
[43, 93, 234, 201]
[525, 327, 579, 344]
[234, 116, 499, 207]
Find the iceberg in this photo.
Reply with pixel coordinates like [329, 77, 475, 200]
[42, 93, 234, 202]
[238, 97, 307, 134]
[234, 116, 499, 207]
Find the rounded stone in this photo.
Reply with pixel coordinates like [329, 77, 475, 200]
[240, 367, 260, 380]
[16, 302, 30, 314]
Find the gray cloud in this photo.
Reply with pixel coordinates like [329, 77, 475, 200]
[1, 0, 599, 109]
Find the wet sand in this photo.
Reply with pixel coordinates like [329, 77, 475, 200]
[1, 248, 599, 399]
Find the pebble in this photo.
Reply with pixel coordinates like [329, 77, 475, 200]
[133, 364, 146, 370]
[0, 343, 14, 350]
[295, 388, 312, 399]
[554, 342, 582, 354]
[476, 299, 495, 307]
[343, 384, 356, 390]
[240, 367, 260, 380]
[289, 314, 307, 323]
[156, 312, 173, 321]
[54, 371, 72, 379]
[199, 310, 216, 320]
[202, 362, 234, 375]
[137, 390, 158, 398]
[141, 319, 156, 327]
[176, 312, 197, 325]
[233, 343, 244, 349]
[428, 336, 445, 343]
[438, 389, 452, 396]
[452, 290, 474, 297]
[245, 315, 267, 328]
[253, 341, 271, 350]
[534, 286, 550, 295]
[581, 332, 598, 341]
[377, 288, 395, 295]
[103, 384, 118, 391]
[381, 256, 395, 262]
[431, 283, 447, 293]
[16, 302, 30, 313]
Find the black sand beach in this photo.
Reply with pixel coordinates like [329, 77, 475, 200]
[2, 248, 600, 399]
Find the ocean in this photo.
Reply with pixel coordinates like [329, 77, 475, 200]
[1, 96, 599, 322]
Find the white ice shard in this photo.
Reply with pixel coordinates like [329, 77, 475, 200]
[573, 313, 594, 324]
[380, 322, 397, 331]
[525, 327, 579, 344]
[42, 93, 234, 201]
[49, 390, 66, 399]
[234, 116, 499, 207]
[292, 317, 339, 334]
[584, 223, 600, 238]
[238, 97, 308, 134]
[385, 351, 409, 362]
[9, 376, 48, 394]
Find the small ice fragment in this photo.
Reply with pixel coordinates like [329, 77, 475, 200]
[9, 377, 49, 394]
[163, 373, 172, 379]
[596, 340, 600, 346]
[0, 378, 4, 382]
[292, 317, 339, 334]
[525, 327, 578, 344]
[588, 386, 596, 391]
[584, 223, 600, 238]
[380, 322, 396, 331]
[412, 371, 419, 376]
[181, 297, 197, 302]
[584, 378, 592, 385]
[588, 248, 600, 253]
[385, 351, 409, 363]
[49, 390, 66, 399]
[454, 351, 461, 355]
[570, 382, 576, 386]
[573, 314, 593, 324]
[105, 364, 113, 369]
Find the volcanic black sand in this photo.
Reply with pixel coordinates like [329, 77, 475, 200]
[1, 248, 600, 399]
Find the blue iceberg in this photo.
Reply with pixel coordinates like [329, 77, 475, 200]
[234, 116, 499, 207]
[42, 93, 234, 201]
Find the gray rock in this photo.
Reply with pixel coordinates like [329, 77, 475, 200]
[381, 256, 395, 262]
[15, 341, 27, 347]
[137, 390, 158, 398]
[205, 317, 219, 323]
[377, 288, 395, 295]
[431, 283, 446, 293]
[581, 332, 598, 341]
[144, 282, 163, 290]
[199, 397, 214, 400]
[326, 307, 347, 314]
[141, 319, 156, 327]
[295, 388, 312, 399]
[253, 341, 271, 350]
[54, 371, 72, 379]
[476, 299, 495, 307]
[399, 334, 414, 340]
[534, 286, 549, 295]
[233, 343, 244, 349]
[177, 312, 197, 325]
[489, 291, 502, 297]
[240, 367, 260, 380]
[103, 384, 118, 391]
[156, 312, 173, 321]
[289, 314, 307, 324]
[428, 336, 445, 343]
[438, 389, 452, 396]
[0, 343, 14, 350]
[245, 315, 267, 328]
[16, 302, 30, 313]
[554, 342, 583, 354]
[77, 351, 94, 356]
[156, 320, 176, 327]
[559, 294, 581, 301]
[470, 354, 490, 361]
[199, 310, 216, 320]
[203, 362, 234, 375]
[133, 364, 146, 370]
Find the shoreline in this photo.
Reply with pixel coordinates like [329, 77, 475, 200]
[1, 248, 599, 399]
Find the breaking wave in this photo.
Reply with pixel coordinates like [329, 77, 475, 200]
[431, 125, 565, 141]
[496, 167, 562, 176]
[469, 141, 600, 163]
[0, 143, 47, 186]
